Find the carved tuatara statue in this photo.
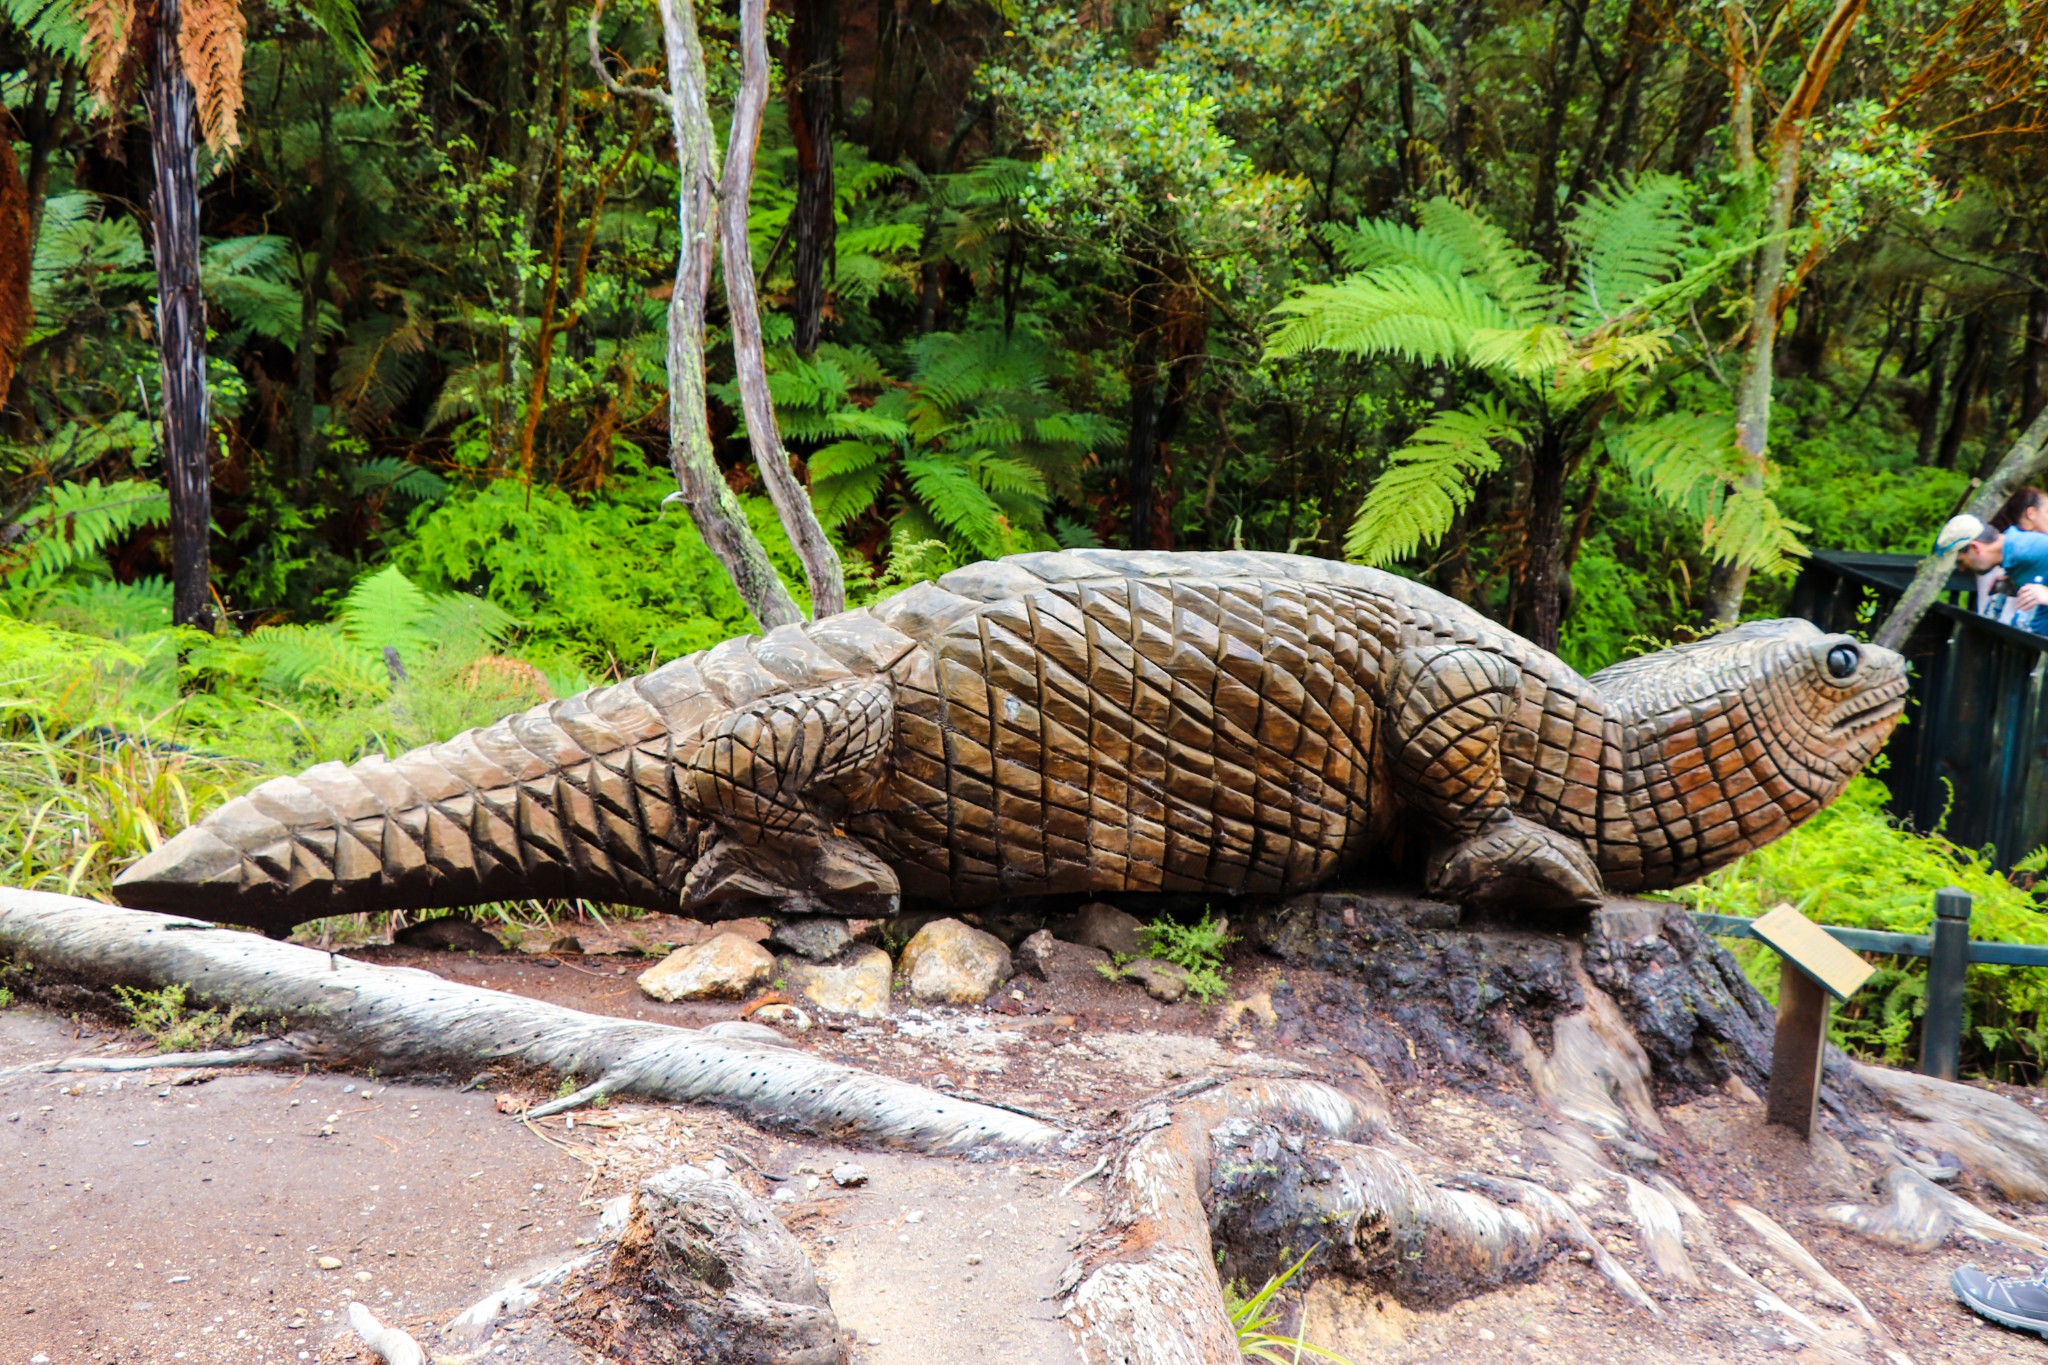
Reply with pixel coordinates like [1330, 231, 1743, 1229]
[113, 551, 1908, 934]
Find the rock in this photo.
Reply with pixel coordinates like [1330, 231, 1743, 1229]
[392, 916, 502, 952]
[1059, 902, 1145, 957]
[881, 909, 945, 951]
[638, 934, 775, 1002]
[1015, 929, 1059, 981]
[317, 1256, 343, 1270]
[750, 1003, 812, 1032]
[766, 917, 852, 962]
[1126, 957, 1193, 1003]
[900, 919, 1011, 1005]
[786, 947, 891, 1019]
[831, 1163, 867, 1187]
[547, 934, 584, 954]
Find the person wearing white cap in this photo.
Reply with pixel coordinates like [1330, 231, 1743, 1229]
[1944, 512, 2048, 634]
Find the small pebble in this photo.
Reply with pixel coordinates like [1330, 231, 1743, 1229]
[831, 1163, 868, 1188]
[905, 1210, 924, 1224]
[967, 1254, 982, 1266]
[355, 1271, 373, 1282]
[317, 1256, 343, 1271]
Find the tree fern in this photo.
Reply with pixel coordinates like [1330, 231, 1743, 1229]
[1704, 487, 1809, 577]
[1321, 218, 1469, 277]
[1345, 399, 1523, 566]
[1, 0, 87, 62]
[1603, 412, 1808, 573]
[347, 457, 448, 505]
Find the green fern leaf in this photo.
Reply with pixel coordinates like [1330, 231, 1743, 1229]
[1602, 411, 1743, 520]
[1415, 198, 1555, 324]
[1346, 399, 1524, 566]
[1704, 487, 1810, 577]
[1321, 218, 1467, 276]
[1566, 175, 1696, 326]
[7, 479, 171, 588]
[1266, 267, 1510, 363]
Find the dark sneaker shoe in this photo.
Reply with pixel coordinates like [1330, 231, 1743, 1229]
[1953, 1264, 2048, 1337]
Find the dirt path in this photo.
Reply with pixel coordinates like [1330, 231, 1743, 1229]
[7, 918, 2048, 1364]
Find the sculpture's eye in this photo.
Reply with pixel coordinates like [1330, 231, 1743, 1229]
[1826, 643, 1861, 680]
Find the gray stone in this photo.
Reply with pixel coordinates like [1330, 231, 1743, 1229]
[831, 1162, 867, 1187]
[1059, 902, 1145, 958]
[1015, 929, 1059, 981]
[900, 918, 1012, 1005]
[638, 933, 775, 1002]
[1126, 957, 1194, 1004]
[787, 946, 892, 1018]
[766, 916, 853, 962]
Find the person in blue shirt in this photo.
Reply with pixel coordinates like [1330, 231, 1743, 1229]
[1943, 513, 2048, 632]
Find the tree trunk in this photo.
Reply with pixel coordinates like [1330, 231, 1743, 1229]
[146, 0, 216, 633]
[785, 0, 837, 357]
[2022, 285, 2048, 429]
[291, 98, 344, 498]
[1125, 276, 1166, 551]
[1702, 0, 1866, 628]
[1874, 401, 2048, 650]
[722, 0, 844, 617]
[1936, 310, 1988, 471]
[1513, 430, 1572, 651]
[0, 109, 32, 407]
[1701, 132, 1798, 629]
[656, 0, 804, 632]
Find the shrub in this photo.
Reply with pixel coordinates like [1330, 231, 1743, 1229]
[1674, 774, 2048, 1079]
[1138, 909, 1236, 1004]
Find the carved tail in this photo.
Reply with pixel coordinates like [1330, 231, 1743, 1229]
[110, 612, 923, 935]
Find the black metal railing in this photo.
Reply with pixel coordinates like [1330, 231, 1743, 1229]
[1792, 550, 2048, 868]
[1696, 889, 2048, 1079]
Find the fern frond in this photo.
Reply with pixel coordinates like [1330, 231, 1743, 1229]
[808, 440, 890, 528]
[1, 0, 88, 62]
[1345, 399, 1523, 567]
[1602, 411, 1742, 520]
[347, 457, 448, 504]
[177, 0, 248, 152]
[1465, 324, 1572, 382]
[1415, 197, 1553, 324]
[1703, 487, 1809, 577]
[902, 454, 1007, 557]
[1266, 267, 1510, 363]
[6, 478, 170, 588]
[1566, 174, 1695, 326]
[82, 0, 139, 110]
[1321, 218, 1466, 276]
[240, 622, 387, 696]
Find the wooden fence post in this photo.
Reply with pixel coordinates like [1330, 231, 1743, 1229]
[1922, 887, 1973, 1082]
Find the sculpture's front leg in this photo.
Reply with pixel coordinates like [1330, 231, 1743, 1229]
[678, 677, 901, 915]
[1389, 645, 1602, 911]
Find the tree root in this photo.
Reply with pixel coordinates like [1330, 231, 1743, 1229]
[0, 890, 1065, 1154]
[1822, 1162, 2048, 1255]
[347, 1303, 427, 1365]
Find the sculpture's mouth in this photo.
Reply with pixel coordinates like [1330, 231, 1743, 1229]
[1827, 677, 1910, 734]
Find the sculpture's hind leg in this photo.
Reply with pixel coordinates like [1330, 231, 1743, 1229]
[1391, 646, 1601, 911]
[679, 677, 901, 914]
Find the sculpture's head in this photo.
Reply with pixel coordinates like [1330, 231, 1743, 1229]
[1588, 620, 1908, 888]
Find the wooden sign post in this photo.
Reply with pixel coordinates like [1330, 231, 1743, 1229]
[1751, 903, 1876, 1140]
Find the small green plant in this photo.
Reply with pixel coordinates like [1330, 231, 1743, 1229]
[0, 985, 14, 1009]
[1226, 1246, 1353, 1364]
[112, 983, 246, 1053]
[1139, 910, 1235, 1003]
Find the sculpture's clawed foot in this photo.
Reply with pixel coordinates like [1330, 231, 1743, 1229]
[1426, 814, 1603, 912]
[680, 831, 901, 917]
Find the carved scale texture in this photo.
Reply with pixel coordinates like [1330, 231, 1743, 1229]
[112, 550, 1905, 930]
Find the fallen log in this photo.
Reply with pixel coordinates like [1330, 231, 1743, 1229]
[0, 889, 1064, 1154]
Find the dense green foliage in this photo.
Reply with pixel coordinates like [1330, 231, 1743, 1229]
[1678, 775, 2048, 1080]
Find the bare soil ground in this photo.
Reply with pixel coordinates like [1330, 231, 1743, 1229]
[4, 917, 2047, 1364]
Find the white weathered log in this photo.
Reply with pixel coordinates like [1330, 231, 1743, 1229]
[30, 1037, 315, 1072]
[347, 1302, 426, 1365]
[1822, 1162, 2048, 1255]
[0, 891, 1062, 1153]
[1854, 1062, 2048, 1201]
